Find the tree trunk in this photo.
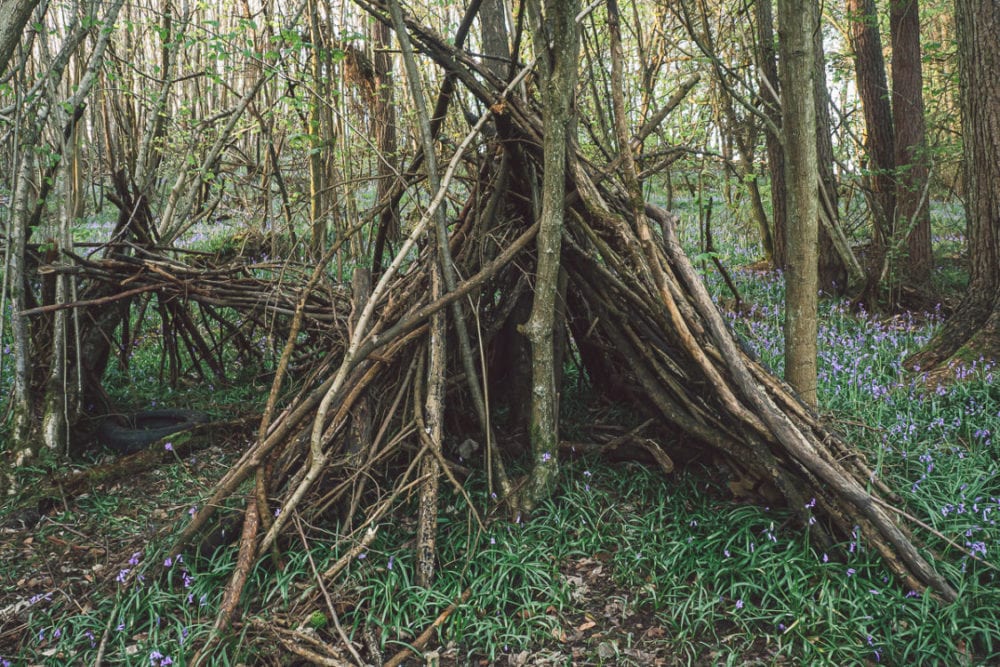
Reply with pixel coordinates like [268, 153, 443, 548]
[521, 0, 579, 508]
[846, 0, 896, 294]
[890, 0, 933, 286]
[908, 0, 1000, 372]
[756, 0, 787, 269]
[0, 0, 39, 75]
[307, 0, 328, 259]
[480, 0, 509, 80]
[6, 133, 38, 458]
[813, 21, 847, 294]
[779, 0, 820, 406]
[372, 16, 399, 246]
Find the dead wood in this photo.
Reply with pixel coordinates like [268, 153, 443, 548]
[29, 1, 959, 660]
[384, 588, 472, 667]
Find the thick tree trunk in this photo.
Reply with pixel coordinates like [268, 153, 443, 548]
[779, 0, 820, 406]
[846, 0, 896, 290]
[890, 0, 933, 286]
[908, 0, 1000, 372]
[0, 0, 39, 75]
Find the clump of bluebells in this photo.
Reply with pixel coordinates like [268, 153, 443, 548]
[686, 245, 999, 662]
[10, 545, 216, 665]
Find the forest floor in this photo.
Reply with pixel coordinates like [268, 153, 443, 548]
[3, 222, 999, 664]
[1, 431, 796, 666]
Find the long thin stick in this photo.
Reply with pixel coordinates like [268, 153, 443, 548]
[383, 588, 472, 667]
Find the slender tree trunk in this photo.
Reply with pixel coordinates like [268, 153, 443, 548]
[372, 16, 399, 246]
[522, 0, 579, 508]
[307, 0, 327, 259]
[386, 0, 446, 587]
[890, 0, 933, 286]
[7, 135, 37, 456]
[813, 22, 847, 294]
[779, 0, 820, 406]
[756, 0, 787, 269]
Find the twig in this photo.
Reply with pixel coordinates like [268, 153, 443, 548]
[293, 514, 365, 665]
[868, 494, 1000, 573]
[383, 588, 472, 667]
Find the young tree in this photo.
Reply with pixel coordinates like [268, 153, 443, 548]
[908, 0, 1000, 372]
[521, 0, 580, 508]
[757, 0, 787, 267]
[813, 18, 849, 293]
[778, 0, 820, 406]
[371, 15, 399, 245]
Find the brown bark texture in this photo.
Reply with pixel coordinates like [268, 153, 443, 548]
[846, 0, 897, 256]
[756, 0, 788, 268]
[813, 20, 847, 293]
[890, 0, 933, 285]
[908, 0, 1000, 372]
[0, 0, 38, 75]
[779, 0, 820, 406]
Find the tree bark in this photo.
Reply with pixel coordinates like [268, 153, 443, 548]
[480, 0, 509, 80]
[813, 21, 847, 294]
[521, 0, 579, 508]
[846, 0, 896, 290]
[779, 0, 820, 406]
[0, 0, 39, 76]
[756, 0, 787, 269]
[372, 15, 399, 247]
[908, 0, 1000, 372]
[890, 0, 933, 286]
[7, 132, 38, 456]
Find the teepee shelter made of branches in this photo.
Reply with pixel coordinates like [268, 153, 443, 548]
[150, 1, 958, 656]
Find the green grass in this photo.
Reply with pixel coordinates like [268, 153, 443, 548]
[5, 202, 1000, 665]
[13, 443, 999, 665]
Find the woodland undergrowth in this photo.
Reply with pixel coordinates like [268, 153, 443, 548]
[2, 208, 998, 666]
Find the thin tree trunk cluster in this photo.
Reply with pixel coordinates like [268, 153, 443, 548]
[847, 0, 934, 301]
